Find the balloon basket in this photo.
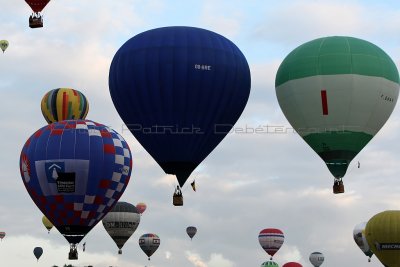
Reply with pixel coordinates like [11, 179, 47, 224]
[333, 180, 345, 194]
[173, 195, 183, 206]
[118, 249, 122, 254]
[68, 244, 78, 260]
[29, 17, 43, 28]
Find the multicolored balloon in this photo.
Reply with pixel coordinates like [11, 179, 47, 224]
[136, 202, 147, 215]
[102, 202, 140, 254]
[258, 228, 284, 260]
[42, 215, 53, 233]
[186, 226, 197, 240]
[139, 233, 160, 260]
[261, 261, 279, 267]
[353, 222, 373, 262]
[0, 40, 9, 53]
[20, 120, 132, 259]
[33, 247, 43, 261]
[309, 252, 324, 267]
[41, 88, 89, 124]
[366, 210, 400, 267]
[109, 26, 251, 190]
[283, 262, 302, 267]
[275, 36, 399, 193]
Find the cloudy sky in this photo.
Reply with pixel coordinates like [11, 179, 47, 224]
[1, 0, 400, 266]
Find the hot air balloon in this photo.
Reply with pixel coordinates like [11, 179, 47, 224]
[186, 226, 197, 240]
[42, 215, 53, 233]
[365, 210, 400, 267]
[20, 120, 132, 260]
[353, 222, 373, 262]
[25, 0, 51, 28]
[109, 26, 251, 205]
[33, 247, 43, 261]
[0, 232, 5, 241]
[309, 252, 324, 267]
[102, 201, 140, 254]
[136, 202, 147, 215]
[139, 233, 160, 260]
[0, 40, 8, 53]
[275, 36, 399, 194]
[259, 228, 284, 260]
[41, 88, 89, 124]
[261, 261, 279, 267]
[283, 262, 302, 267]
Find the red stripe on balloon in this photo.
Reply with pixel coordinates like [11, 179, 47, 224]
[321, 90, 328, 115]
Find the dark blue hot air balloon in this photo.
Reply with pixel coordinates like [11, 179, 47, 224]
[20, 120, 132, 259]
[33, 247, 43, 261]
[109, 26, 251, 201]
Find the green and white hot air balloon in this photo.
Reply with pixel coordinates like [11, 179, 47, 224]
[0, 40, 9, 53]
[261, 260, 279, 267]
[275, 36, 399, 193]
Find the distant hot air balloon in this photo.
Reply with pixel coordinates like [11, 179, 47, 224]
[41, 88, 89, 124]
[186, 226, 197, 240]
[42, 215, 53, 233]
[309, 252, 324, 267]
[20, 120, 132, 260]
[353, 222, 373, 262]
[283, 262, 302, 267]
[139, 233, 160, 260]
[259, 228, 284, 260]
[136, 202, 147, 215]
[33, 247, 43, 261]
[0, 232, 5, 241]
[261, 261, 279, 267]
[275, 36, 399, 194]
[0, 40, 9, 53]
[25, 0, 51, 28]
[109, 26, 251, 205]
[102, 201, 141, 254]
[365, 210, 400, 267]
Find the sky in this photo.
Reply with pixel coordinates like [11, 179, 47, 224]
[1, 0, 400, 266]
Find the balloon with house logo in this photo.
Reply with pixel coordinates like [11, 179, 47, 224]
[41, 88, 89, 124]
[19, 120, 132, 260]
[275, 36, 399, 194]
[102, 201, 141, 254]
[365, 210, 400, 267]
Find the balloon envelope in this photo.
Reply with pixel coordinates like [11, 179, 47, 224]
[283, 262, 302, 267]
[109, 26, 251, 187]
[33, 247, 43, 260]
[102, 201, 140, 253]
[309, 252, 324, 267]
[42, 215, 53, 232]
[366, 210, 400, 267]
[0, 40, 9, 53]
[20, 120, 132, 245]
[186, 226, 197, 239]
[275, 36, 399, 183]
[353, 222, 373, 259]
[136, 202, 147, 214]
[25, 0, 50, 12]
[139, 233, 160, 259]
[41, 88, 89, 124]
[261, 261, 279, 267]
[258, 228, 284, 259]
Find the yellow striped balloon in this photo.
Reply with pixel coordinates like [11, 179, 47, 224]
[41, 88, 89, 124]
